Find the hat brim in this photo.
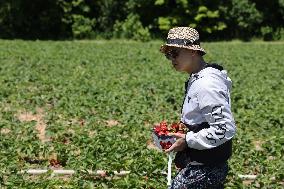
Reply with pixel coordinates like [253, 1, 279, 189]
[160, 44, 206, 56]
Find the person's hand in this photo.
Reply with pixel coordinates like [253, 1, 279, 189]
[164, 133, 187, 153]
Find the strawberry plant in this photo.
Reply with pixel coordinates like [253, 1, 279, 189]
[0, 40, 283, 188]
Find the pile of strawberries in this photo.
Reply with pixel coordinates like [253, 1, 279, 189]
[152, 121, 187, 150]
[153, 121, 186, 136]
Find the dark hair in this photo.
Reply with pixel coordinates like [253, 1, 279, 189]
[205, 63, 224, 70]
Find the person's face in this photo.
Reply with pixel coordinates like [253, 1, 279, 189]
[165, 47, 198, 73]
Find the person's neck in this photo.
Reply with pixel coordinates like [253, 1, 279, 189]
[190, 58, 207, 74]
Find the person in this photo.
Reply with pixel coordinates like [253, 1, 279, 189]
[159, 27, 237, 189]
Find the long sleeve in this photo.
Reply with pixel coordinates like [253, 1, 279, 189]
[185, 83, 237, 150]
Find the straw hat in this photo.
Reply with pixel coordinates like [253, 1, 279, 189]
[160, 27, 206, 56]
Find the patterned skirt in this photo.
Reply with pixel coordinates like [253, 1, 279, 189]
[168, 161, 229, 189]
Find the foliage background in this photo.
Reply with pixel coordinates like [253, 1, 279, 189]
[0, 0, 284, 41]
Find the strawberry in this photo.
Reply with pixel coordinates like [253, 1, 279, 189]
[154, 126, 161, 134]
[170, 122, 180, 133]
[164, 141, 172, 149]
[159, 141, 172, 149]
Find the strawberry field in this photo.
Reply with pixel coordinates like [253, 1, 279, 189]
[0, 40, 283, 188]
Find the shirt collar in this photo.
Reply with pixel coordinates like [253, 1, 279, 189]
[190, 63, 209, 78]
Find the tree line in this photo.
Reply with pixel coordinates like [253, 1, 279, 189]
[0, 0, 283, 41]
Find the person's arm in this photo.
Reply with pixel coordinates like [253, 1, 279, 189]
[185, 84, 236, 150]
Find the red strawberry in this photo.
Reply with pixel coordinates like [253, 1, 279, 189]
[159, 141, 172, 149]
[170, 123, 179, 132]
[164, 141, 172, 149]
[160, 141, 165, 148]
[154, 126, 161, 134]
[160, 121, 167, 127]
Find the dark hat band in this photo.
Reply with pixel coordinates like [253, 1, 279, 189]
[166, 38, 200, 46]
